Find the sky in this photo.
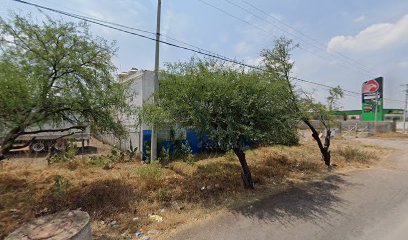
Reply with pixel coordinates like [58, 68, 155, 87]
[1, 0, 408, 110]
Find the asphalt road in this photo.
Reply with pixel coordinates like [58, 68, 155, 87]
[165, 138, 408, 240]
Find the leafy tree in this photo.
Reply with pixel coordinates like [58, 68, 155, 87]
[0, 15, 129, 159]
[144, 58, 299, 188]
[261, 37, 343, 167]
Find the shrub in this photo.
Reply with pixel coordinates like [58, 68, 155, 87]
[181, 141, 195, 164]
[158, 146, 171, 164]
[127, 139, 138, 161]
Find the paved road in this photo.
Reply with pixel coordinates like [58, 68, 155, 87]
[165, 138, 408, 240]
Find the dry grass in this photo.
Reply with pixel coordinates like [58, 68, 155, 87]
[336, 146, 377, 163]
[373, 132, 408, 139]
[0, 138, 389, 239]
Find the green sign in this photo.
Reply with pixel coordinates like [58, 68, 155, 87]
[361, 77, 384, 121]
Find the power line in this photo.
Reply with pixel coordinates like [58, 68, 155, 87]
[239, 0, 376, 76]
[10, 0, 404, 104]
[12, 0, 247, 64]
[201, 0, 375, 78]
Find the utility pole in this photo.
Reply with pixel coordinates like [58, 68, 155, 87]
[403, 84, 408, 134]
[151, 0, 161, 161]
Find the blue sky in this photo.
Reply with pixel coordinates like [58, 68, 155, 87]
[1, 0, 408, 109]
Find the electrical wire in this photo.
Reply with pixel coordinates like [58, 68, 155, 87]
[10, 0, 405, 104]
[239, 0, 376, 76]
[200, 0, 376, 78]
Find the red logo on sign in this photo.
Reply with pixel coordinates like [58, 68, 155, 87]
[362, 79, 379, 93]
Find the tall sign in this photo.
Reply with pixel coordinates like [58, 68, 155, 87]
[361, 77, 384, 121]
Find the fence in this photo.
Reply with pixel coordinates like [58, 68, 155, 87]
[340, 121, 395, 136]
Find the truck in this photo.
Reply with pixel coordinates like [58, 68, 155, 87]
[0, 122, 91, 153]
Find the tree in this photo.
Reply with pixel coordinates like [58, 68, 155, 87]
[0, 15, 129, 160]
[144, 58, 299, 188]
[301, 87, 344, 166]
[260, 37, 343, 167]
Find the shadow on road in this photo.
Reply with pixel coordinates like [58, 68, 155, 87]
[234, 174, 354, 226]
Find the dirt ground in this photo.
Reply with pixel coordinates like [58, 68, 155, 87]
[0, 136, 392, 239]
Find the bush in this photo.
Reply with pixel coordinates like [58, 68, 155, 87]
[158, 146, 171, 164]
[181, 141, 195, 164]
[337, 146, 376, 162]
[136, 162, 163, 187]
[85, 147, 123, 169]
[87, 156, 113, 169]
[47, 143, 77, 164]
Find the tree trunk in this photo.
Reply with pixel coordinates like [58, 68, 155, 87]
[233, 147, 254, 189]
[303, 119, 331, 167]
[0, 127, 23, 161]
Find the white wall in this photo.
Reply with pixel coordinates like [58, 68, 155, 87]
[98, 69, 155, 155]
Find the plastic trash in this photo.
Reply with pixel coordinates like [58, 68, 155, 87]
[148, 214, 163, 223]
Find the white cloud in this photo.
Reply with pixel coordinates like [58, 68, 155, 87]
[353, 15, 365, 23]
[327, 14, 408, 53]
[245, 56, 263, 66]
[235, 41, 253, 55]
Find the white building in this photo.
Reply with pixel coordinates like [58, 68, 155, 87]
[98, 68, 155, 155]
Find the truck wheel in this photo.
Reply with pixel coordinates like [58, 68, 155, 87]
[30, 142, 46, 153]
[53, 140, 68, 151]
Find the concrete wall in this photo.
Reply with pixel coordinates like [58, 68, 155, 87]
[96, 131, 140, 152]
[299, 119, 396, 133]
[339, 121, 396, 133]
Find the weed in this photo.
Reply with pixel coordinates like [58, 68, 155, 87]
[337, 146, 376, 163]
[87, 156, 112, 167]
[136, 162, 163, 188]
[85, 146, 125, 169]
[181, 141, 195, 164]
[143, 141, 152, 163]
[157, 187, 171, 202]
[127, 139, 138, 161]
[67, 160, 80, 171]
[47, 144, 77, 164]
[53, 175, 70, 200]
[224, 150, 236, 161]
[158, 146, 171, 164]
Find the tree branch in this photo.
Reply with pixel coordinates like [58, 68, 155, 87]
[21, 125, 86, 135]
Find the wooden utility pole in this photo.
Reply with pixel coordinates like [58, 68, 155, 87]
[151, 0, 161, 161]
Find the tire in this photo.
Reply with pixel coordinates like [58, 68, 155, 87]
[30, 141, 46, 153]
[53, 140, 68, 151]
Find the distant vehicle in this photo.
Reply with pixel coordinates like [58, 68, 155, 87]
[0, 121, 91, 153]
